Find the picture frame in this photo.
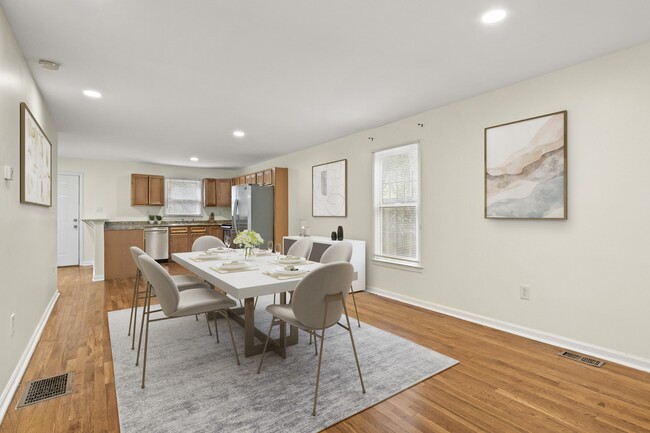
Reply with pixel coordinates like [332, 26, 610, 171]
[485, 111, 567, 219]
[20, 102, 53, 207]
[312, 159, 347, 217]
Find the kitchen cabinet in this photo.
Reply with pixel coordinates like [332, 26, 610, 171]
[105, 229, 144, 280]
[256, 172, 264, 185]
[169, 226, 190, 254]
[189, 226, 207, 249]
[263, 169, 273, 185]
[207, 225, 223, 240]
[203, 178, 231, 207]
[246, 174, 256, 184]
[131, 174, 165, 206]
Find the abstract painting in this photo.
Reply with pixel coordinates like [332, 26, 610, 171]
[312, 159, 347, 217]
[485, 111, 567, 219]
[20, 102, 52, 207]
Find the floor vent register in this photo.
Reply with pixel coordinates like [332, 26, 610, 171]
[558, 350, 606, 368]
[17, 372, 73, 408]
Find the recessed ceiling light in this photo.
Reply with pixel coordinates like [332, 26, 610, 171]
[190, 157, 199, 162]
[233, 130, 245, 138]
[481, 9, 507, 24]
[38, 59, 60, 70]
[83, 89, 102, 98]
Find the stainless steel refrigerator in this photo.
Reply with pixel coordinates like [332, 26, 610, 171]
[231, 184, 274, 245]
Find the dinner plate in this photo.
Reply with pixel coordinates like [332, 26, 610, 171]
[273, 268, 307, 276]
[220, 261, 248, 270]
[278, 257, 303, 264]
[208, 247, 229, 253]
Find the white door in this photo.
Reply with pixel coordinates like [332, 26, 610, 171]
[57, 174, 80, 266]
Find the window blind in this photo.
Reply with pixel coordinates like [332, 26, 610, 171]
[165, 179, 202, 216]
[373, 143, 420, 264]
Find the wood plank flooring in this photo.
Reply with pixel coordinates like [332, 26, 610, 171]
[1, 265, 649, 432]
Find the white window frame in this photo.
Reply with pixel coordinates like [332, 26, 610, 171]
[372, 142, 421, 268]
[164, 178, 203, 217]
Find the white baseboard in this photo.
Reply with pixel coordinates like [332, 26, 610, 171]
[92, 274, 104, 282]
[80, 260, 94, 267]
[0, 290, 60, 424]
[366, 286, 650, 373]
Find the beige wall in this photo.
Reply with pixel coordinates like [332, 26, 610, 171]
[243, 42, 650, 363]
[58, 158, 237, 263]
[0, 8, 58, 405]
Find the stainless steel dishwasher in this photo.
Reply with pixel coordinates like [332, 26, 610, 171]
[144, 227, 169, 260]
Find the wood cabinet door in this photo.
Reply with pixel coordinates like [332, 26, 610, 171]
[263, 169, 273, 185]
[246, 174, 256, 184]
[148, 176, 165, 205]
[207, 226, 219, 237]
[237, 175, 245, 185]
[169, 226, 189, 253]
[189, 226, 207, 250]
[203, 178, 217, 207]
[216, 179, 231, 206]
[131, 174, 149, 205]
[256, 172, 264, 185]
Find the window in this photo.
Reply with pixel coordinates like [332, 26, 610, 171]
[165, 178, 202, 216]
[373, 142, 420, 266]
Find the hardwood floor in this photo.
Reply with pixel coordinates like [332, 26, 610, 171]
[2, 265, 649, 432]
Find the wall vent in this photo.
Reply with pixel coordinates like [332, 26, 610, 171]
[558, 351, 606, 368]
[17, 372, 73, 408]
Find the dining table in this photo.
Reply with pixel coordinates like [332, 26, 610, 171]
[172, 249, 323, 358]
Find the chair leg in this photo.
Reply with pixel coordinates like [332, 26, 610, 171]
[257, 319, 277, 374]
[312, 328, 327, 416]
[128, 270, 140, 338]
[221, 311, 240, 365]
[205, 313, 212, 336]
[195, 314, 199, 321]
[214, 314, 220, 343]
[313, 332, 318, 356]
[349, 285, 361, 328]
[136, 283, 150, 366]
[312, 300, 330, 416]
[141, 285, 153, 389]
[342, 299, 366, 394]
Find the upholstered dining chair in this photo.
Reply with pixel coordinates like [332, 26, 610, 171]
[136, 255, 240, 388]
[257, 262, 365, 416]
[286, 237, 314, 260]
[191, 235, 226, 252]
[128, 246, 213, 351]
[320, 241, 360, 327]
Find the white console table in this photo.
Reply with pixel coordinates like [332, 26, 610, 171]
[283, 236, 366, 292]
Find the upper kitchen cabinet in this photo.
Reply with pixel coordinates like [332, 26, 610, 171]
[131, 174, 165, 206]
[203, 178, 232, 207]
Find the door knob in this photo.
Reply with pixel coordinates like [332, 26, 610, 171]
[73, 218, 78, 222]
[73, 225, 78, 229]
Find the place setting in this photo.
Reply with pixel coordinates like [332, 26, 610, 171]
[190, 246, 234, 262]
[210, 260, 258, 274]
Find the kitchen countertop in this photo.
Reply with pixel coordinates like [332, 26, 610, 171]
[104, 219, 231, 231]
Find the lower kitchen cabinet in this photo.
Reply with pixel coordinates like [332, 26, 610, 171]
[105, 229, 144, 280]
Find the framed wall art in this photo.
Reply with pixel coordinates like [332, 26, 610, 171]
[20, 102, 53, 207]
[485, 111, 567, 219]
[312, 159, 347, 217]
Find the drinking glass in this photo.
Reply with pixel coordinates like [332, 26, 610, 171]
[275, 243, 282, 256]
[224, 233, 231, 248]
[267, 241, 273, 253]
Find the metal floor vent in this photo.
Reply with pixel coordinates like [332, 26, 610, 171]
[17, 372, 73, 408]
[559, 351, 606, 368]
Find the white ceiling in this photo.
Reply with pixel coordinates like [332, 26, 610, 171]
[2, 0, 650, 169]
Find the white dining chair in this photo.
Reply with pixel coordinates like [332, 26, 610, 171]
[320, 241, 360, 327]
[286, 237, 314, 260]
[128, 247, 214, 351]
[192, 235, 226, 252]
[257, 262, 365, 416]
[136, 255, 240, 388]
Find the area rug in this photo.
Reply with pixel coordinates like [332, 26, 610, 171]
[108, 295, 458, 433]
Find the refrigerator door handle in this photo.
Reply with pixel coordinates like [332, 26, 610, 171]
[232, 199, 239, 235]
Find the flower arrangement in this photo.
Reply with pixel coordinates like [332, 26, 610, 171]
[234, 229, 264, 247]
[233, 230, 264, 259]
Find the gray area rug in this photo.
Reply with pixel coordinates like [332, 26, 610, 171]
[108, 295, 458, 433]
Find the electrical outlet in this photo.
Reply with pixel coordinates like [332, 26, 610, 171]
[10, 313, 15, 337]
[520, 285, 530, 301]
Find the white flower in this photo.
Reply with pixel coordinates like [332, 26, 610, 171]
[233, 229, 263, 247]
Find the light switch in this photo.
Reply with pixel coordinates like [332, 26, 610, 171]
[4, 165, 13, 180]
